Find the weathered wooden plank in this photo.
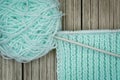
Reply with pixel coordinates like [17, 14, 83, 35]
[0, 57, 2, 80]
[46, 50, 56, 80]
[91, 0, 99, 29]
[31, 60, 39, 80]
[99, 0, 110, 29]
[15, 62, 22, 80]
[73, 0, 81, 30]
[109, 0, 120, 29]
[54, 50, 57, 80]
[109, 0, 114, 29]
[82, 0, 91, 29]
[39, 55, 47, 80]
[24, 62, 32, 80]
[59, 0, 66, 30]
[23, 52, 56, 80]
[65, 0, 74, 30]
[60, 0, 81, 30]
[113, 0, 120, 29]
[1, 59, 22, 80]
[83, 0, 99, 29]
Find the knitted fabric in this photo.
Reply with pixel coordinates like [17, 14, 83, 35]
[56, 30, 120, 80]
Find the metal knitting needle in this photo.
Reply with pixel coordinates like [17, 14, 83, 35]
[54, 36, 120, 58]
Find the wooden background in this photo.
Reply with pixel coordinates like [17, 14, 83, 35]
[0, 0, 120, 80]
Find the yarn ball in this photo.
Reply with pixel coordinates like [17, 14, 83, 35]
[0, 0, 62, 63]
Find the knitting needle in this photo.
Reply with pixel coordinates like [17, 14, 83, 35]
[54, 36, 120, 58]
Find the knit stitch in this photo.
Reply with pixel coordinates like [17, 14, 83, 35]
[56, 30, 120, 80]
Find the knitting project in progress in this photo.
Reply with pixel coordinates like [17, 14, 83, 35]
[56, 30, 120, 80]
[0, 0, 120, 80]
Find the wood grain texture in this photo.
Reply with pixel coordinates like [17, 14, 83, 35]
[91, 0, 99, 29]
[0, 57, 2, 80]
[60, 0, 81, 30]
[82, 0, 91, 29]
[23, 50, 56, 80]
[113, 0, 120, 29]
[1, 59, 22, 80]
[99, 0, 110, 29]
[0, 0, 120, 80]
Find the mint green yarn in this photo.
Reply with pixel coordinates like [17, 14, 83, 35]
[56, 30, 120, 80]
[0, 0, 62, 62]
